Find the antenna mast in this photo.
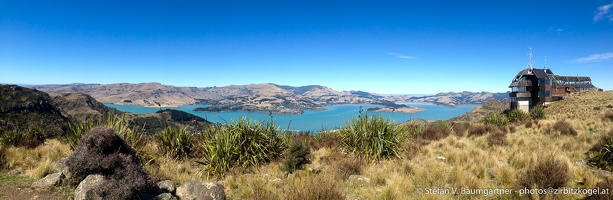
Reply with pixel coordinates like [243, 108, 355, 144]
[527, 47, 533, 70]
[544, 56, 547, 69]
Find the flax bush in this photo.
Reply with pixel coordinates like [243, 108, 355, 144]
[530, 105, 546, 120]
[482, 113, 509, 126]
[154, 126, 193, 160]
[201, 117, 285, 176]
[507, 109, 528, 122]
[339, 114, 405, 161]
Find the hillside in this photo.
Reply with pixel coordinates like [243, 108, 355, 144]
[33, 83, 405, 114]
[450, 99, 510, 122]
[0, 84, 69, 138]
[409, 91, 509, 107]
[50, 93, 121, 122]
[32, 83, 507, 114]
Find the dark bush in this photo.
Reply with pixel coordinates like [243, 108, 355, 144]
[452, 122, 470, 137]
[605, 112, 613, 122]
[420, 121, 452, 141]
[586, 177, 613, 200]
[551, 120, 577, 136]
[65, 127, 151, 199]
[0, 146, 6, 171]
[517, 155, 569, 197]
[607, 105, 613, 109]
[587, 129, 613, 171]
[282, 140, 311, 174]
[487, 130, 507, 147]
[594, 106, 602, 111]
[468, 124, 488, 137]
[525, 120, 533, 128]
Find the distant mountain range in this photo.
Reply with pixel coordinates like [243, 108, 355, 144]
[31, 83, 509, 114]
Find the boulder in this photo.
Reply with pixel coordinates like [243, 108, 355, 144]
[348, 175, 370, 183]
[157, 180, 176, 194]
[175, 180, 225, 200]
[155, 193, 178, 200]
[54, 157, 72, 179]
[31, 172, 64, 188]
[74, 174, 105, 200]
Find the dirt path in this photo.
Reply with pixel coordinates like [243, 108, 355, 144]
[0, 184, 67, 200]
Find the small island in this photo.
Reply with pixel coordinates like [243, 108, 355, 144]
[367, 104, 425, 114]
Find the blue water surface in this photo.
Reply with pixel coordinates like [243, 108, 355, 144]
[105, 103, 476, 132]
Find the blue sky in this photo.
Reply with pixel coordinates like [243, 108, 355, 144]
[1, 0, 612, 94]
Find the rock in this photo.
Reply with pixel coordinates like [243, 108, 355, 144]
[348, 175, 370, 183]
[307, 166, 322, 174]
[8, 169, 22, 175]
[437, 156, 446, 161]
[155, 193, 178, 200]
[175, 180, 225, 200]
[157, 180, 176, 194]
[74, 174, 105, 200]
[594, 170, 612, 177]
[54, 157, 72, 179]
[31, 172, 64, 188]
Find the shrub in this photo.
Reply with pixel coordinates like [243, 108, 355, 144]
[281, 140, 311, 174]
[530, 106, 546, 120]
[65, 127, 151, 199]
[154, 126, 193, 160]
[283, 175, 345, 200]
[468, 124, 488, 137]
[339, 114, 405, 161]
[551, 120, 577, 136]
[201, 117, 285, 176]
[507, 109, 528, 122]
[312, 131, 341, 150]
[487, 130, 507, 146]
[482, 113, 509, 126]
[587, 129, 613, 170]
[452, 122, 470, 137]
[419, 121, 453, 141]
[0, 128, 45, 148]
[517, 155, 569, 197]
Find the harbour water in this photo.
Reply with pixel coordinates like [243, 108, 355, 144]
[105, 103, 477, 132]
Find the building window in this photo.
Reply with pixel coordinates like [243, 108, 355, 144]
[538, 79, 552, 86]
[512, 86, 527, 92]
[539, 91, 551, 97]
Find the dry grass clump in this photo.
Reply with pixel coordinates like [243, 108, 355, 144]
[283, 174, 345, 200]
[320, 153, 364, 179]
[487, 130, 508, 147]
[605, 112, 613, 122]
[586, 177, 613, 200]
[517, 155, 569, 194]
[2, 139, 70, 179]
[312, 131, 341, 150]
[65, 127, 151, 199]
[467, 123, 498, 137]
[587, 128, 613, 170]
[548, 120, 578, 136]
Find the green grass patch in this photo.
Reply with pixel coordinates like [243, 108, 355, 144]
[0, 173, 35, 187]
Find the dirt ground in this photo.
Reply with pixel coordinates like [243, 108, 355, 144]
[0, 184, 67, 200]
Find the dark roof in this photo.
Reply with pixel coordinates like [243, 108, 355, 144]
[532, 69, 549, 79]
[554, 76, 592, 82]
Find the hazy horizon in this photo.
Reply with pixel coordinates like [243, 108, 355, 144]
[2, 1, 612, 94]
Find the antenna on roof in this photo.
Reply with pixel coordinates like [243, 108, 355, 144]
[527, 47, 533, 70]
[544, 56, 547, 69]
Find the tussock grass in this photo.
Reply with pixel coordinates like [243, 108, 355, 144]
[2, 139, 69, 179]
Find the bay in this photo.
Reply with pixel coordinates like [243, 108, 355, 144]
[105, 103, 476, 132]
